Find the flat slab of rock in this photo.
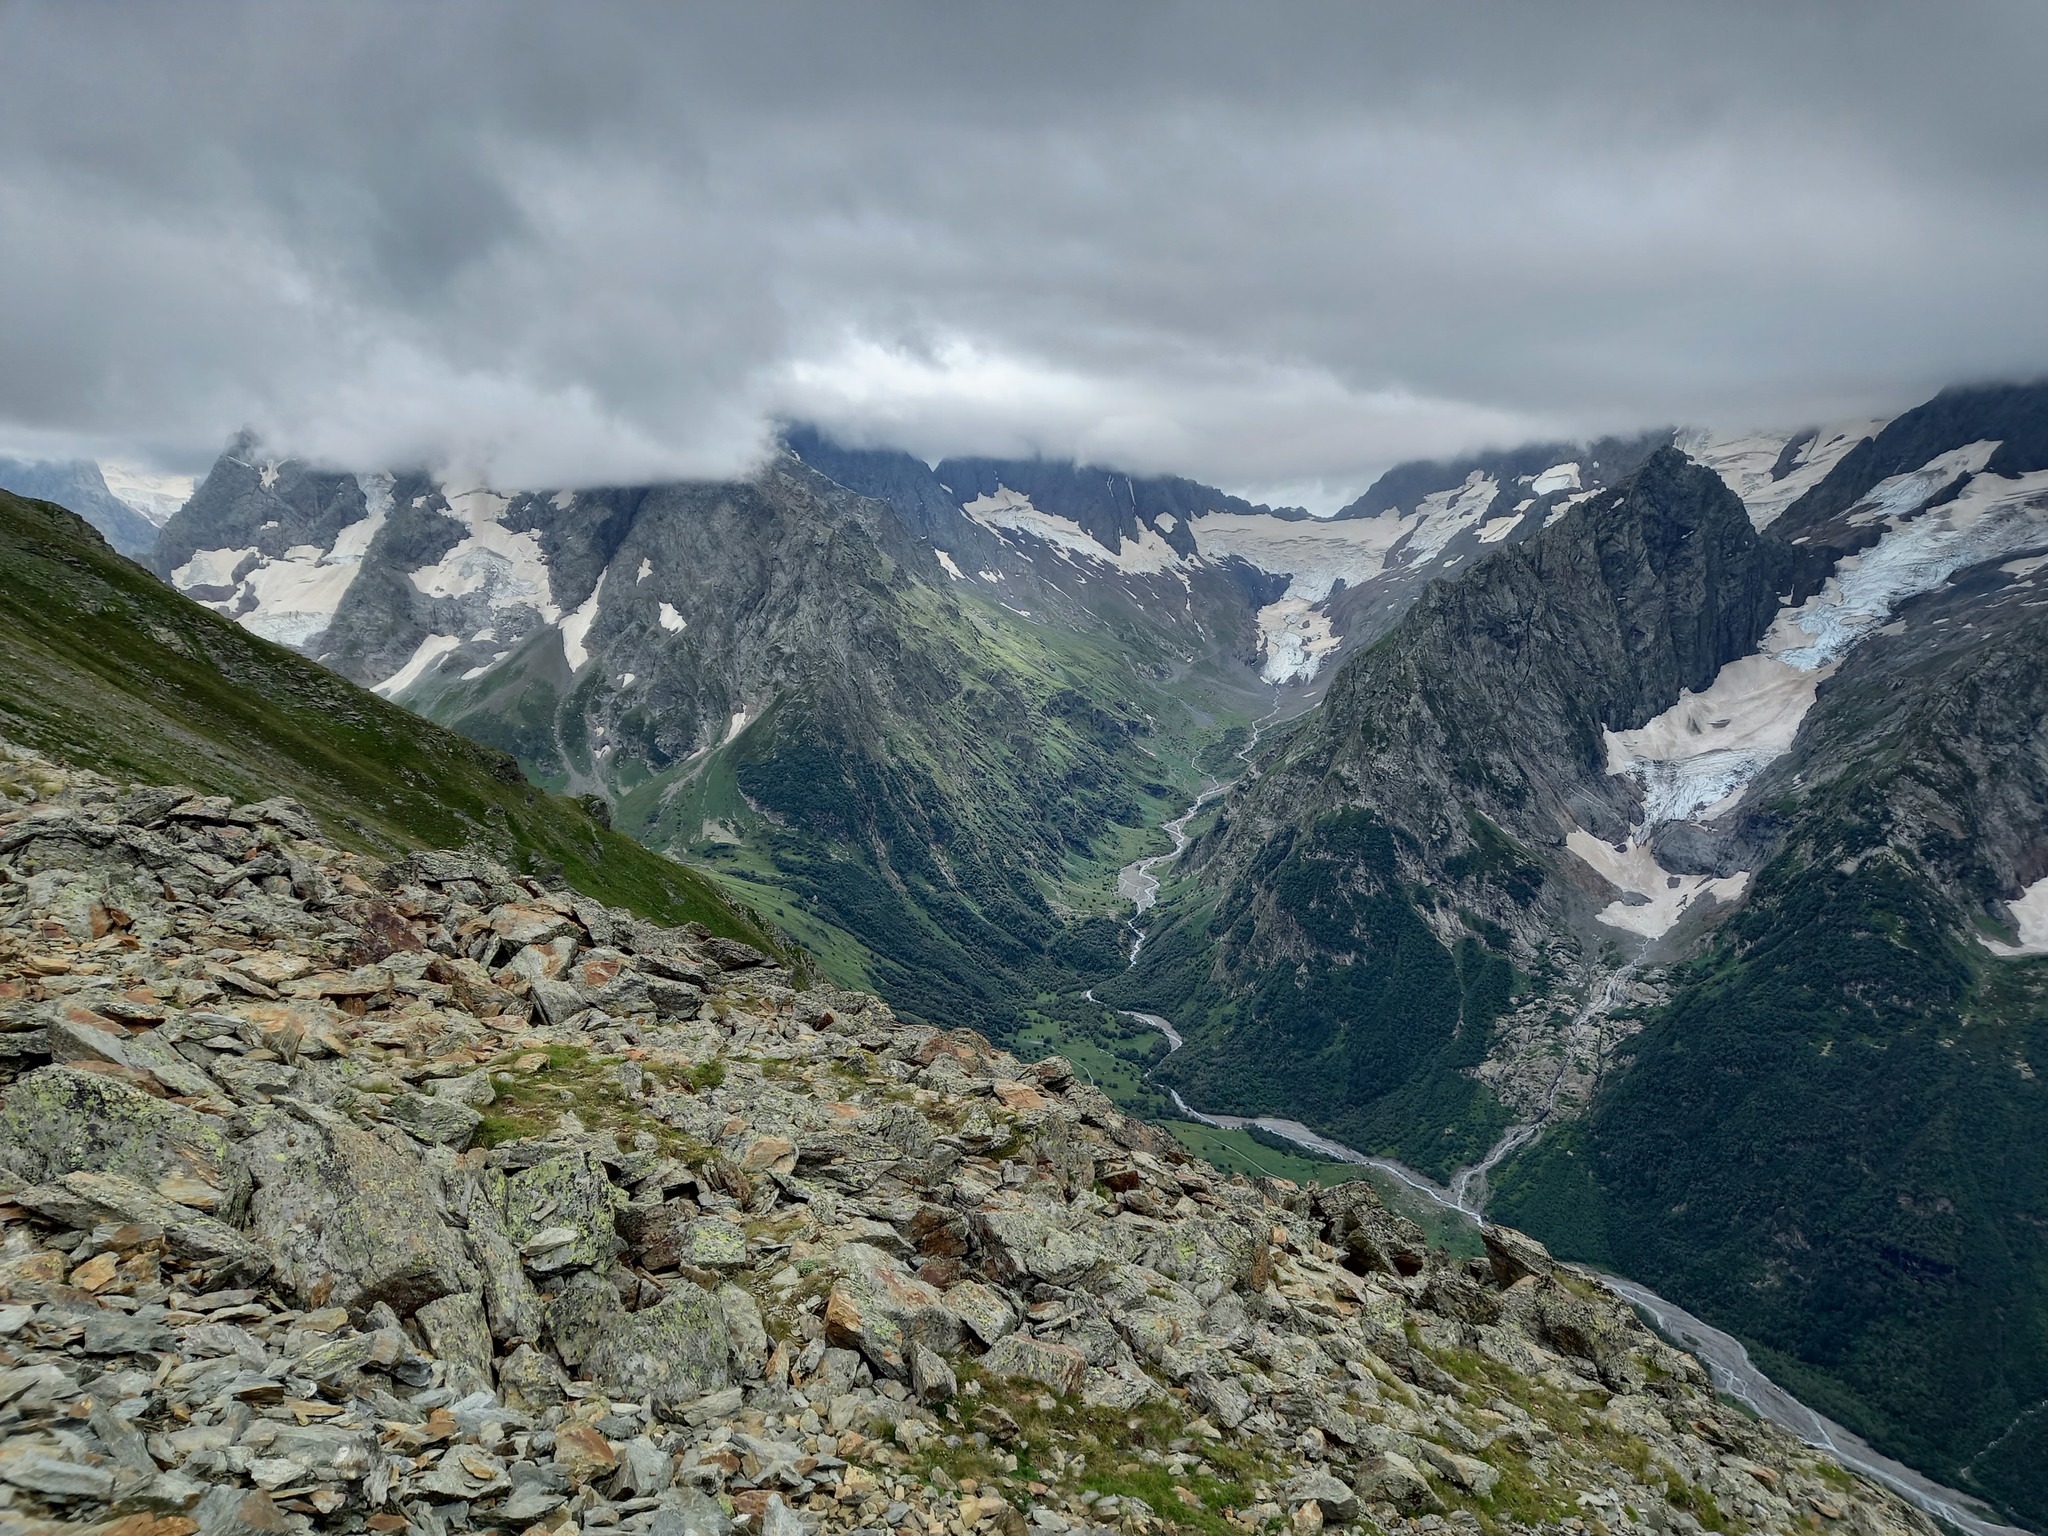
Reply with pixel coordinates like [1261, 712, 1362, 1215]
[979, 1334, 1087, 1397]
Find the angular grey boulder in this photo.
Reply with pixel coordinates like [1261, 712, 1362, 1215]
[504, 1149, 622, 1273]
[0, 1064, 249, 1218]
[582, 1285, 732, 1413]
[243, 1103, 476, 1314]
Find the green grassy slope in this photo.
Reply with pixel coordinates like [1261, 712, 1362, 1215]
[0, 489, 780, 951]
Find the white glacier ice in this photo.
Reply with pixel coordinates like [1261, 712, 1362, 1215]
[1578, 447, 2048, 938]
[1679, 419, 1888, 529]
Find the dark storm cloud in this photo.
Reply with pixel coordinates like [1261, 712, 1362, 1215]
[1, 1, 2044, 504]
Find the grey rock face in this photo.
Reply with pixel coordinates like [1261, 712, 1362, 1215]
[243, 1106, 476, 1314]
[0, 1063, 250, 1217]
[582, 1285, 731, 1413]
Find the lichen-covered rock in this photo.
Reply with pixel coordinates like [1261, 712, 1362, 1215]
[544, 1267, 622, 1370]
[979, 1335, 1087, 1396]
[909, 1342, 956, 1403]
[10, 1169, 270, 1282]
[1139, 1214, 1265, 1301]
[504, 1150, 622, 1273]
[582, 1284, 731, 1413]
[716, 1280, 768, 1376]
[242, 1104, 476, 1314]
[823, 1242, 963, 1380]
[416, 1291, 493, 1385]
[387, 1090, 482, 1148]
[463, 1170, 547, 1343]
[622, 1202, 748, 1272]
[0, 1064, 250, 1218]
[971, 1206, 1105, 1287]
[1283, 1470, 1358, 1523]
[1353, 1451, 1435, 1512]
[939, 1277, 1016, 1345]
[497, 1341, 570, 1413]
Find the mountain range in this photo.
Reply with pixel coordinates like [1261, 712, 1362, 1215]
[6, 379, 2046, 1526]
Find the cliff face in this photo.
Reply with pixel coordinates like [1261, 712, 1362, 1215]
[1110, 452, 1812, 1175]
[1191, 448, 1809, 915]
[0, 740, 1941, 1536]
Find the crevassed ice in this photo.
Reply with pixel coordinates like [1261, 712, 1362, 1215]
[1187, 511, 1404, 602]
[1769, 446, 2018, 671]
[407, 487, 560, 621]
[1580, 448, 2048, 937]
[172, 546, 256, 590]
[1603, 654, 1831, 827]
[1256, 598, 1339, 685]
[1610, 450, 2048, 831]
[98, 462, 196, 526]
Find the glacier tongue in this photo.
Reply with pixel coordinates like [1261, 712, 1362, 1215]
[1603, 653, 1832, 828]
[1579, 450, 2048, 938]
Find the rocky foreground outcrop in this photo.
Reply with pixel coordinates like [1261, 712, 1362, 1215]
[0, 741, 1933, 1536]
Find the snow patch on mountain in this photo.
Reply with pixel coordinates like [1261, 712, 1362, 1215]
[373, 633, 462, 698]
[962, 486, 1182, 574]
[933, 548, 965, 580]
[97, 462, 194, 526]
[657, 602, 685, 633]
[1566, 828, 1750, 938]
[1982, 878, 2048, 958]
[171, 472, 393, 648]
[1530, 462, 1580, 496]
[559, 570, 606, 671]
[1679, 420, 1887, 529]
[1399, 473, 1500, 566]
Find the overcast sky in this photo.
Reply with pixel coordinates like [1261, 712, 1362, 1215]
[2, 1, 2045, 509]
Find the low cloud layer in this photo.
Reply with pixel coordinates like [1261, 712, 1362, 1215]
[2, 1, 2044, 506]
